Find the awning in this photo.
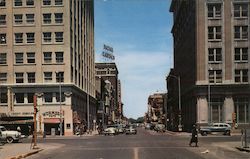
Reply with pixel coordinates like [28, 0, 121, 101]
[0, 119, 34, 124]
[43, 118, 61, 124]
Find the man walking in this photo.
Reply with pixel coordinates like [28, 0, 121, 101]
[189, 124, 198, 147]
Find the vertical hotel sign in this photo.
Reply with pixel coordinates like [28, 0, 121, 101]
[102, 44, 115, 61]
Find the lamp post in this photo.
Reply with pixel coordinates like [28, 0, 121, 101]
[168, 74, 182, 131]
[208, 67, 212, 123]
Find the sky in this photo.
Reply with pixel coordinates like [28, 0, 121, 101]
[95, 0, 173, 119]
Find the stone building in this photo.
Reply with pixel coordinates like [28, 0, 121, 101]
[168, 0, 250, 131]
[0, 0, 95, 135]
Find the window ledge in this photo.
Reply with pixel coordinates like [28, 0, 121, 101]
[0, 64, 8, 66]
[208, 39, 222, 42]
[234, 39, 248, 42]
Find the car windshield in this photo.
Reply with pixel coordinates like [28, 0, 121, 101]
[0, 127, 7, 131]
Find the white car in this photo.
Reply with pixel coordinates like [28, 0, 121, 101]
[103, 126, 118, 136]
[0, 126, 22, 143]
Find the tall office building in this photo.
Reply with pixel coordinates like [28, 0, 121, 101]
[168, 0, 250, 131]
[0, 0, 95, 135]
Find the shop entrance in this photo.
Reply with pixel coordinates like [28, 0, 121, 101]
[44, 118, 64, 135]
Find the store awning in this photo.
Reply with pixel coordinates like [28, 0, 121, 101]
[0, 119, 34, 124]
[43, 118, 61, 124]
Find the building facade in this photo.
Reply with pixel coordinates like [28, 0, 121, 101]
[168, 0, 250, 131]
[146, 93, 166, 125]
[95, 62, 119, 124]
[0, 0, 95, 135]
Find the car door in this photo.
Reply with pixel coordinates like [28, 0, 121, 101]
[212, 124, 219, 132]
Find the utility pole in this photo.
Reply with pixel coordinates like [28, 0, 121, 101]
[33, 95, 38, 149]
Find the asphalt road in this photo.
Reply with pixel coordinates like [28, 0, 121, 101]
[26, 128, 249, 159]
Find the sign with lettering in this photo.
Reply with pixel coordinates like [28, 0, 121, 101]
[42, 111, 64, 118]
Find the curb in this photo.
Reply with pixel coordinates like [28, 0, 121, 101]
[236, 147, 250, 152]
[7, 149, 43, 159]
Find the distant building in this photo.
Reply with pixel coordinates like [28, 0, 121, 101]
[95, 63, 119, 124]
[146, 93, 166, 125]
[168, 0, 250, 131]
[0, 0, 95, 135]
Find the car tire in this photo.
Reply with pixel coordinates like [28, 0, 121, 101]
[6, 137, 14, 143]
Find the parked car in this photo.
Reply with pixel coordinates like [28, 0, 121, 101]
[154, 124, 166, 132]
[0, 126, 22, 143]
[103, 125, 118, 136]
[199, 123, 231, 136]
[125, 125, 137, 135]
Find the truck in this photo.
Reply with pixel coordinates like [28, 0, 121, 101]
[0, 126, 22, 143]
[199, 123, 231, 136]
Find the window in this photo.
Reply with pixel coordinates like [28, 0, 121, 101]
[14, 0, 22, 6]
[235, 48, 248, 62]
[27, 52, 35, 63]
[209, 70, 222, 83]
[208, 48, 222, 62]
[44, 72, 52, 82]
[56, 52, 63, 63]
[43, 14, 51, 24]
[235, 69, 248, 83]
[44, 93, 52, 103]
[43, 0, 51, 5]
[234, 98, 249, 123]
[55, 13, 63, 23]
[27, 93, 34, 103]
[15, 53, 23, 64]
[0, 73, 7, 83]
[235, 26, 248, 40]
[208, 26, 221, 40]
[26, 0, 34, 6]
[0, 15, 6, 25]
[55, 32, 63, 42]
[0, 93, 7, 103]
[15, 73, 24, 83]
[0, 53, 6, 64]
[0, 0, 5, 7]
[43, 32, 51, 42]
[15, 93, 24, 103]
[234, 3, 248, 18]
[27, 72, 35, 83]
[0, 34, 6, 44]
[43, 52, 52, 63]
[56, 72, 64, 82]
[55, 0, 63, 5]
[56, 92, 65, 102]
[207, 3, 221, 18]
[14, 14, 23, 24]
[15, 33, 23, 43]
[209, 98, 223, 123]
[26, 33, 35, 43]
[26, 14, 34, 24]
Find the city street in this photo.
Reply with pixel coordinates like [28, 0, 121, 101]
[20, 128, 249, 159]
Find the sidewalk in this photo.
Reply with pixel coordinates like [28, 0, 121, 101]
[0, 142, 63, 159]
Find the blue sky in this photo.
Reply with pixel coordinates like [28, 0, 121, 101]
[95, 0, 173, 119]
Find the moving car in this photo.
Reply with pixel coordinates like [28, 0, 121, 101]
[0, 126, 22, 143]
[199, 123, 231, 136]
[154, 124, 166, 132]
[125, 125, 137, 135]
[103, 125, 118, 136]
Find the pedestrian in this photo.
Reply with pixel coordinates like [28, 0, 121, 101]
[17, 126, 21, 133]
[189, 124, 198, 147]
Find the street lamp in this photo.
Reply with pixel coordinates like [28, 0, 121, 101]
[208, 67, 213, 123]
[168, 74, 182, 131]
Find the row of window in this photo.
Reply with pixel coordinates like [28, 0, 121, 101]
[207, 3, 248, 19]
[0, 72, 64, 84]
[208, 69, 248, 84]
[0, 13, 63, 26]
[208, 47, 248, 63]
[0, 0, 63, 7]
[0, 32, 64, 44]
[0, 92, 65, 104]
[208, 26, 248, 40]
[0, 52, 64, 65]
